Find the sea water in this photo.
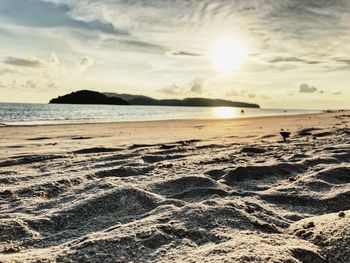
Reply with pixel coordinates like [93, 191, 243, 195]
[0, 103, 321, 125]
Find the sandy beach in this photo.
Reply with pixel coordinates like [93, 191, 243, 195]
[0, 111, 349, 262]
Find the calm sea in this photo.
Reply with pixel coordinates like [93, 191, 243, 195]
[0, 103, 321, 125]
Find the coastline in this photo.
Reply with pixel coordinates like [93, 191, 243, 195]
[0, 110, 323, 127]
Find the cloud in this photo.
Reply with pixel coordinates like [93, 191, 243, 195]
[0, 68, 17, 75]
[4, 0, 350, 67]
[226, 89, 256, 98]
[335, 59, 350, 65]
[189, 77, 205, 94]
[46, 81, 65, 91]
[0, 0, 126, 35]
[168, 51, 202, 57]
[4, 56, 46, 68]
[157, 83, 184, 95]
[119, 40, 167, 53]
[259, 94, 269, 99]
[241, 90, 256, 98]
[8, 78, 64, 91]
[49, 53, 60, 66]
[102, 38, 168, 54]
[3, 53, 60, 69]
[10, 80, 17, 89]
[323, 59, 350, 72]
[5, 0, 349, 63]
[299, 83, 318, 93]
[158, 77, 207, 96]
[269, 57, 322, 64]
[326, 59, 350, 72]
[21, 79, 37, 89]
[225, 90, 240, 97]
[79, 56, 94, 71]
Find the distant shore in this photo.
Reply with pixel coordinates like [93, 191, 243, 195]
[49, 90, 260, 108]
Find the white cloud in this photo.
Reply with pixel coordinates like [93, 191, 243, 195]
[49, 53, 60, 67]
[4, 54, 60, 69]
[79, 56, 94, 71]
[189, 77, 205, 94]
[21, 80, 37, 89]
[0, 68, 17, 75]
[226, 89, 256, 98]
[226, 90, 240, 97]
[299, 83, 317, 93]
[158, 83, 184, 95]
[4, 56, 46, 68]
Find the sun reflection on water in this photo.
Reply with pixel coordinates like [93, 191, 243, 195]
[214, 107, 239, 119]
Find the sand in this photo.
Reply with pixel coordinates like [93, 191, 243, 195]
[0, 111, 349, 262]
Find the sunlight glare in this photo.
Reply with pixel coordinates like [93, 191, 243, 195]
[211, 41, 247, 72]
[214, 107, 238, 119]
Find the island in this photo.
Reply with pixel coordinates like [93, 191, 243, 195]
[49, 90, 130, 105]
[50, 90, 260, 108]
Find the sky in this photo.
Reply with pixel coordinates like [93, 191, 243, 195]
[0, 0, 349, 109]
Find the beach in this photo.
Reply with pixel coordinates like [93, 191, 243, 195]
[0, 111, 349, 262]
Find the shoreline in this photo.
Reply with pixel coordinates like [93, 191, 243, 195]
[0, 111, 347, 160]
[0, 110, 326, 128]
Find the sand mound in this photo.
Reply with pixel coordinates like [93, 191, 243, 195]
[224, 163, 303, 184]
[73, 147, 122, 154]
[14, 178, 84, 199]
[316, 166, 350, 184]
[95, 166, 154, 178]
[290, 211, 350, 262]
[50, 187, 162, 230]
[241, 146, 267, 154]
[0, 154, 63, 167]
[142, 154, 188, 163]
[151, 176, 218, 195]
[0, 219, 39, 243]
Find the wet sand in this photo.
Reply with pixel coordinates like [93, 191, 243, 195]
[0, 112, 349, 262]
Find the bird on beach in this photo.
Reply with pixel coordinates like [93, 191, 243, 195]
[280, 129, 291, 142]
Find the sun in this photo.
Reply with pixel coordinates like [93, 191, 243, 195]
[211, 41, 247, 72]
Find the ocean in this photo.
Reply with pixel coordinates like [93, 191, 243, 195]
[0, 103, 321, 125]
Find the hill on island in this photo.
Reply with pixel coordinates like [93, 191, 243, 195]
[50, 90, 260, 108]
[104, 92, 260, 108]
[103, 92, 152, 102]
[49, 90, 130, 105]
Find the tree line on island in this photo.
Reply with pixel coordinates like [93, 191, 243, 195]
[49, 90, 260, 108]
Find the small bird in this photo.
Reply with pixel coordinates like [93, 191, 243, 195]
[280, 129, 291, 141]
